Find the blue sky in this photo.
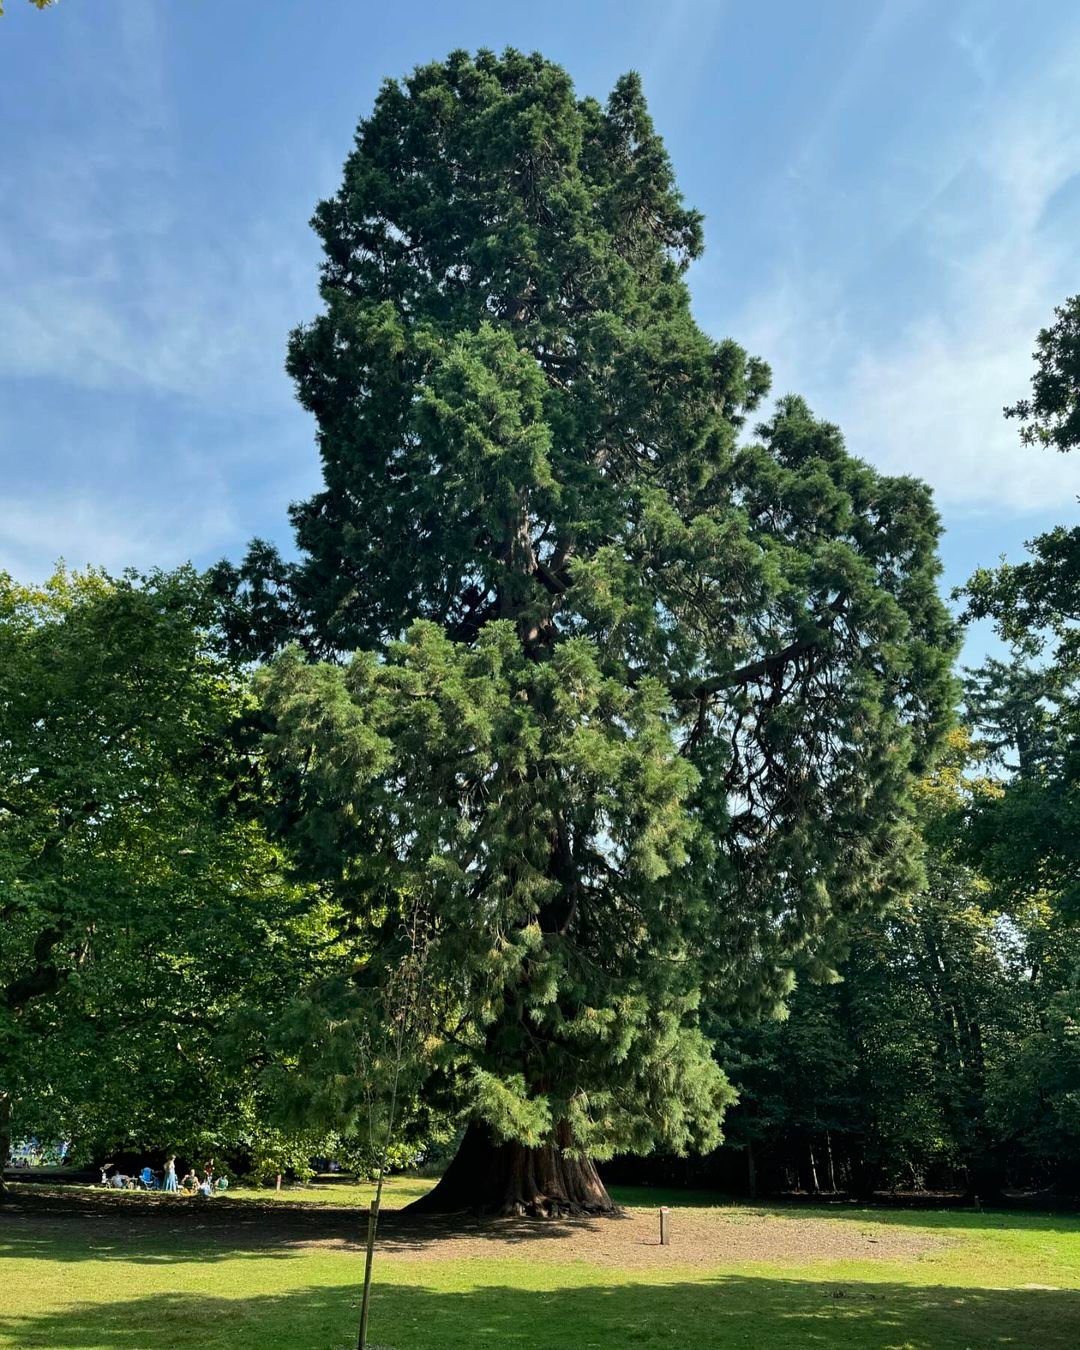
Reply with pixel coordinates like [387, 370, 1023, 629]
[2, 1, 1079, 666]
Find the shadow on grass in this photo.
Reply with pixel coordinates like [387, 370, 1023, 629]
[0, 1188, 608, 1265]
[3, 1277, 1080, 1349]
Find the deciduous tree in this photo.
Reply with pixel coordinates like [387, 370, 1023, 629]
[0, 566, 321, 1187]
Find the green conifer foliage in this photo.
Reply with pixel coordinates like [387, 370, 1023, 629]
[249, 50, 956, 1214]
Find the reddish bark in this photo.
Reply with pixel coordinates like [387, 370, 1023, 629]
[406, 1121, 618, 1218]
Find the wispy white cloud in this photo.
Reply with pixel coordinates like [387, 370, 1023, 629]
[786, 0, 930, 179]
[0, 5, 327, 581]
[636, 0, 729, 128]
[0, 490, 236, 582]
[0, 387, 320, 581]
[726, 19, 1080, 513]
[0, 4, 319, 414]
[0, 230, 316, 412]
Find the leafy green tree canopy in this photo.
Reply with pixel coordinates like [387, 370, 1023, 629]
[958, 297, 1080, 1187]
[1004, 296, 1080, 454]
[966, 295, 1080, 666]
[961, 296, 1080, 917]
[0, 566, 322, 1181]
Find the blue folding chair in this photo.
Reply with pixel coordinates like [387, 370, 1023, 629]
[139, 1166, 159, 1190]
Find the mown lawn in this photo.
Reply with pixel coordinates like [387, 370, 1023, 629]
[2, 1178, 1079, 1348]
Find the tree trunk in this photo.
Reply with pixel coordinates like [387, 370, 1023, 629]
[962, 1156, 1006, 1207]
[849, 1135, 877, 1202]
[405, 1121, 618, 1218]
[0, 1091, 12, 1201]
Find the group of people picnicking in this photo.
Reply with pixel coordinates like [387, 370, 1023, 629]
[100, 1155, 228, 1197]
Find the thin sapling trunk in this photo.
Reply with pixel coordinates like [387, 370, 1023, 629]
[357, 903, 430, 1350]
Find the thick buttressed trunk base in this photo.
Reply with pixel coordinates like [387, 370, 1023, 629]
[406, 1121, 619, 1218]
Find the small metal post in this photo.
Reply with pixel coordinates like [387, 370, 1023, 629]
[659, 1205, 670, 1246]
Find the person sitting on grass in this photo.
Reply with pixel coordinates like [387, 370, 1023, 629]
[180, 1169, 198, 1193]
[197, 1175, 213, 1198]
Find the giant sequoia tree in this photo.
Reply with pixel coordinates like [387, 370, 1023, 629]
[239, 49, 956, 1215]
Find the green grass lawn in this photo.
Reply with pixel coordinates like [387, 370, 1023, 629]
[2, 1178, 1079, 1348]
[226, 1176, 438, 1207]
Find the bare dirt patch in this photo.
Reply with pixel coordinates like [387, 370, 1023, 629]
[370, 1207, 947, 1269]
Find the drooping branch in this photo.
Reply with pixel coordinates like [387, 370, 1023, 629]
[673, 634, 815, 701]
[670, 598, 847, 702]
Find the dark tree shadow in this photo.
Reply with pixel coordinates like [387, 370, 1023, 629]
[2, 1277, 1079, 1348]
[0, 1186, 624, 1265]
